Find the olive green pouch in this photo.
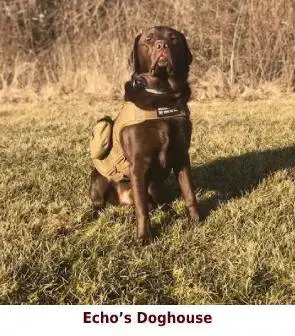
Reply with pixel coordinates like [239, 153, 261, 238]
[90, 116, 113, 160]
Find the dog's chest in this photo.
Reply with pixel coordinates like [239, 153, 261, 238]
[147, 118, 191, 170]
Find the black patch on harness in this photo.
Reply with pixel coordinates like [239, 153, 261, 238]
[156, 107, 185, 118]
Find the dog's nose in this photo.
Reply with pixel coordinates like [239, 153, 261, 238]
[155, 40, 169, 50]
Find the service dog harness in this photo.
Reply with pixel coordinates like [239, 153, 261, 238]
[90, 101, 189, 182]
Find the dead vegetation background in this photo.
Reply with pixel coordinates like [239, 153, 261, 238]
[0, 0, 295, 101]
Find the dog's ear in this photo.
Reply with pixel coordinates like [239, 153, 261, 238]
[181, 33, 193, 67]
[128, 33, 142, 73]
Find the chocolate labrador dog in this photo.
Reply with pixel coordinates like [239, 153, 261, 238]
[90, 26, 199, 243]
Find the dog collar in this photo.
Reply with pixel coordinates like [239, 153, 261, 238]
[144, 88, 166, 95]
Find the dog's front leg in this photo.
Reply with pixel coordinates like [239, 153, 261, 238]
[129, 160, 152, 243]
[174, 153, 200, 222]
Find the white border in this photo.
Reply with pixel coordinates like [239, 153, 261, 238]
[0, 305, 294, 336]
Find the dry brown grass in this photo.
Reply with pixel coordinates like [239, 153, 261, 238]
[0, 0, 295, 101]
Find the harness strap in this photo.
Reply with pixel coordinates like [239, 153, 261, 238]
[92, 102, 189, 182]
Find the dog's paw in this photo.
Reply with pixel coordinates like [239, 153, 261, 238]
[189, 210, 201, 225]
[137, 227, 153, 245]
[91, 204, 104, 220]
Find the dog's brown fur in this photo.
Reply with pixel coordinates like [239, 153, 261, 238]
[89, 26, 199, 243]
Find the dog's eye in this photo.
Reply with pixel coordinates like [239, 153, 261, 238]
[145, 36, 153, 43]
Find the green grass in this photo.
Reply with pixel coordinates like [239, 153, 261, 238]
[1, 97, 295, 304]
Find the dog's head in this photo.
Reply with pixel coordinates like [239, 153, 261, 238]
[129, 26, 192, 80]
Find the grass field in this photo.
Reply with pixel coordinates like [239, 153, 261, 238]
[1, 97, 295, 304]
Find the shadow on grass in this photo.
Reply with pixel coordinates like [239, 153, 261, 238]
[87, 145, 295, 225]
[191, 144, 295, 218]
